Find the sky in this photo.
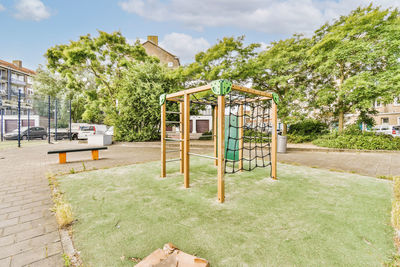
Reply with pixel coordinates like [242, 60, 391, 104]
[0, 0, 400, 70]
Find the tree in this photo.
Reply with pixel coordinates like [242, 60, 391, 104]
[252, 35, 312, 135]
[308, 5, 400, 132]
[183, 36, 260, 85]
[113, 61, 179, 141]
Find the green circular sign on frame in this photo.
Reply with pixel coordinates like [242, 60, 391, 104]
[272, 93, 279, 105]
[159, 93, 166, 105]
[211, 79, 232, 96]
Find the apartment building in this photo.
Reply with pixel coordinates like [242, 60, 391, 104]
[0, 59, 35, 115]
[346, 97, 400, 127]
[142, 36, 180, 69]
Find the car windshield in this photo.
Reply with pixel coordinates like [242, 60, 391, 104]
[394, 126, 400, 131]
[80, 126, 94, 131]
[11, 127, 28, 133]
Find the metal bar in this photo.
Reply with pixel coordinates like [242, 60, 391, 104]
[55, 99, 58, 141]
[48, 96, 50, 144]
[166, 158, 181, 163]
[0, 108, 3, 142]
[165, 138, 183, 142]
[166, 111, 181, 114]
[166, 121, 180, 124]
[18, 89, 21, 148]
[69, 99, 72, 141]
[27, 109, 30, 141]
[188, 153, 217, 160]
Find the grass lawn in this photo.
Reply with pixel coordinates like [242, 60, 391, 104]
[59, 158, 395, 266]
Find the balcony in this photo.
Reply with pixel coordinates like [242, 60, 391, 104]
[11, 78, 26, 86]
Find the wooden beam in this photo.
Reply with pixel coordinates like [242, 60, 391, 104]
[180, 102, 184, 174]
[231, 84, 273, 98]
[238, 104, 244, 171]
[161, 103, 166, 178]
[213, 106, 218, 166]
[217, 95, 225, 203]
[271, 101, 277, 179]
[167, 85, 211, 100]
[184, 94, 190, 188]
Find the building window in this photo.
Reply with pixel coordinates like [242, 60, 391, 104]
[375, 99, 382, 107]
[27, 76, 33, 84]
[381, 117, 389, 125]
[11, 73, 17, 80]
[167, 62, 173, 67]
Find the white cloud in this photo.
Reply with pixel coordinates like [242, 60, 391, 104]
[159, 33, 210, 64]
[119, 0, 400, 35]
[14, 0, 51, 21]
[0, 4, 5, 11]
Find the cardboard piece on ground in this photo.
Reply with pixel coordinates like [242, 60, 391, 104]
[136, 243, 209, 267]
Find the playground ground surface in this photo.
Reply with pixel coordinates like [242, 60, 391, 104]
[59, 157, 395, 266]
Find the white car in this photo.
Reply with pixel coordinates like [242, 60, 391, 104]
[372, 125, 400, 137]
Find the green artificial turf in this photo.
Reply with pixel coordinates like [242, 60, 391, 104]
[59, 159, 395, 266]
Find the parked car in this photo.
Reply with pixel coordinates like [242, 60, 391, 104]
[77, 125, 108, 140]
[371, 125, 400, 137]
[4, 127, 47, 140]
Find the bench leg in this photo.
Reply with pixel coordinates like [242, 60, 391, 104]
[59, 153, 67, 164]
[91, 150, 99, 160]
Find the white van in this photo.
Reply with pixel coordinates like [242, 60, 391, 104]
[372, 125, 400, 137]
[77, 124, 108, 140]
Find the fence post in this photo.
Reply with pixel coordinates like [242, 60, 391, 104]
[27, 108, 30, 141]
[48, 96, 50, 144]
[18, 89, 21, 148]
[69, 99, 72, 141]
[55, 99, 58, 141]
[1, 108, 3, 142]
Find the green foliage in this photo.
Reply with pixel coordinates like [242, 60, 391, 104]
[308, 5, 400, 131]
[286, 119, 328, 143]
[288, 119, 328, 136]
[313, 132, 400, 150]
[253, 35, 312, 127]
[198, 131, 213, 140]
[112, 61, 178, 141]
[243, 129, 270, 143]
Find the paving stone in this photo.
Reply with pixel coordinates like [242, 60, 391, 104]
[15, 227, 45, 243]
[0, 234, 15, 247]
[0, 218, 18, 229]
[0, 207, 19, 216]
[2, 222, 32, 236]
[6, 209, 32, 220]
[19, 212, 44, 223]
[0, 257, 11, 267]
[29, 253, 64, 267]
[10, 242, 62, 267]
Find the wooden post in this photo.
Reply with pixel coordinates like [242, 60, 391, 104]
[271, 102, 277, 179]
[59, 153, 66, 164]
[238, 104, 244, 171]
[213, 106, 218, 166]
[184, 94, 190, 188]
[161, 103, 166, 177]
[180, 102, 184, 174]
[217, 95, 225, 203]
[91, 150, 99, 160]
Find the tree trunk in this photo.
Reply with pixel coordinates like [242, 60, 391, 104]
[282, 123, 287, 136]
[338, 111, 344, 133]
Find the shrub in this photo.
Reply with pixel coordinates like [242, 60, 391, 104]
[313, 133, 400, 150]
[288, 119, 329, 136]
[199, 131, 213, 140]
[287, 133, 318, 143]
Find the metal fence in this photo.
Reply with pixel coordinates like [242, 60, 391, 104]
[0, 91, 72, 147]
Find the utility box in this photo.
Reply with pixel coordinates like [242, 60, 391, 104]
[88, 134, 112, 146]
[277, 135, 287, 153]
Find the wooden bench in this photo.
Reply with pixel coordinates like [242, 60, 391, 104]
[48, 147, 108, 164]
